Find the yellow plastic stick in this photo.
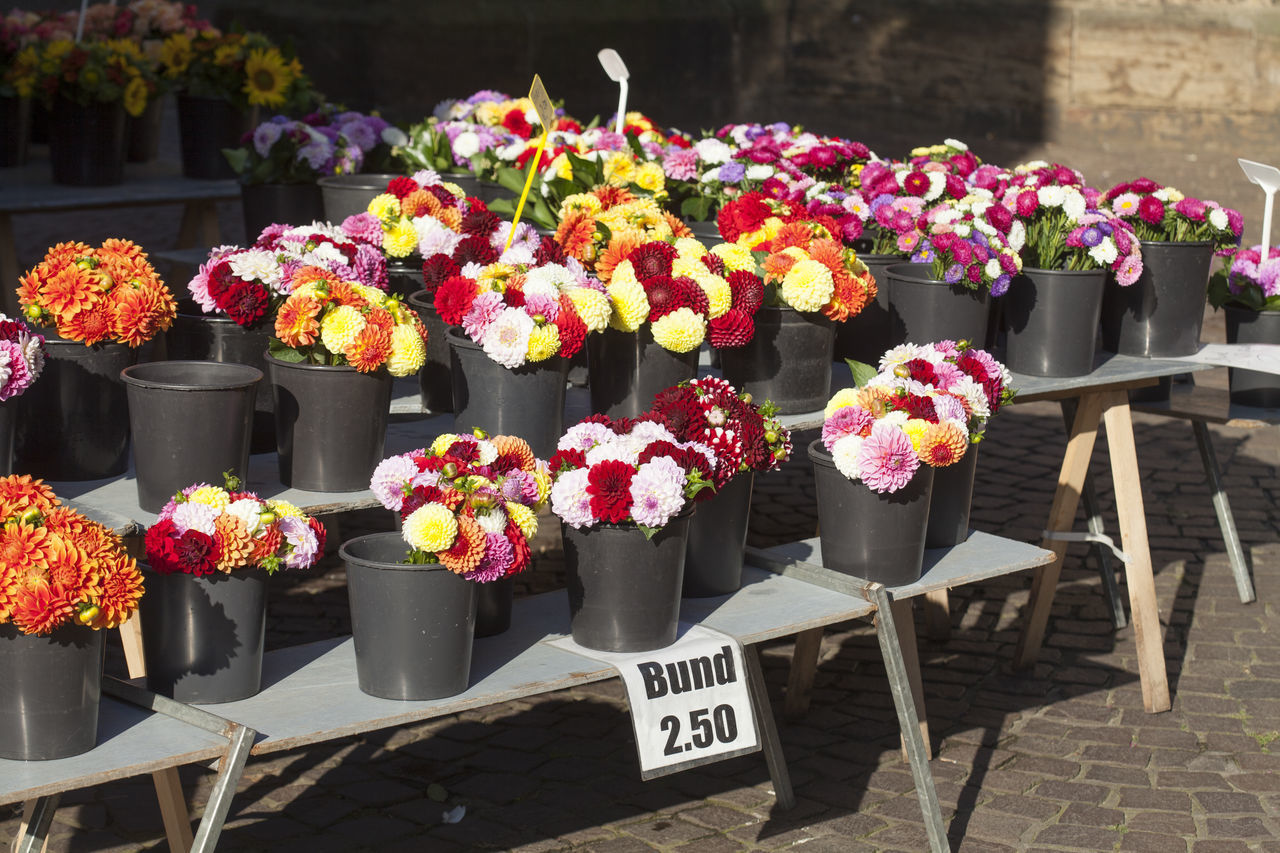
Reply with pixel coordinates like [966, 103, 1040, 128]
[505, 129, 549, 251]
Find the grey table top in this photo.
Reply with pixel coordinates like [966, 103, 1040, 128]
[0, 158, 239, 214]
[160, 564, 875, 756]
[1007, 351, 1214, 402]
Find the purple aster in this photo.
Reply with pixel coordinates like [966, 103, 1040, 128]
[337, 118, 377, 152]
[855, 421, 920, 494]
[1080, 227, 1103, 247]
[944, 263, 964, 284]
[716, 161, 747, 183]
[991, 274, 1012, 297]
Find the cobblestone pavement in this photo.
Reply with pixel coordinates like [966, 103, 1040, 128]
[3, 169, 1280, 851]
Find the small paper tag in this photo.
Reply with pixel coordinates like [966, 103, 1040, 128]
[528, 74, 555, 133]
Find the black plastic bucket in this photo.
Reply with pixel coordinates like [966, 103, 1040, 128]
[176, 95, 251, 181]
[449, 329, 568, 460]
[683, 472, 754, 597]
[125, 92, 164, 164]
[834, 253, 904, 365]
[0, 623, 104, 760]
[406, 290, 453, 413]
[165, 313, 276, 453]
[267, 354, 393, 492]
[0, 95, 32, 167]
[886, 263, 991, 349]
[387, 261, 422, 300]
[49, 97, 126, 186]
[341, 532, 477, 700]
[587, 327, 699, 419]
[122, 361, 260, 513]
[1004, 268, 1105, 377]
[317, 173, 402, 224]
[720, 306, 835, 415]
[925, 443, 979, 549]
[562, 509, 692, 652]
[809, 439, 933, 586]
[1225, 305, 1280, 408]
[240, 182, 326, 241]
[1100, 240, 1214, 358]
[475, 576, 514, 638]
[140, 567, 268, 704]
[14, 336, 136, 481]
[0, 398, 13, 477]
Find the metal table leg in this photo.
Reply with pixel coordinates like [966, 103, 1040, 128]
[1191, 419, 1256, 604]
[12, 795, 58, 853]
[744, 645, 795, 810]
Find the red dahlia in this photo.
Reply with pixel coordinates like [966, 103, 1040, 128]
[902, 394, 939, 423]
[421, 254, 461, 291]
[454, 234, 499, 267]
[708, 308, 755, 349]
[434, 275, 479, 326]
[553, 295, 588, 358]
[549, 448, 587, 473]
[700, 253, 725, 276]
[535, 235, 567, 266]
[643, 275, 681, 320]
[222, 280, 269, 328]
[628, 242, 677, 280]
[726, 270, 764, 314]
[672, 276, 709, 316]
[904, 358, 937, 385]
[460, 208, 500, 237]
[386, 176, 419, 199]
[586, 459, 634, 523]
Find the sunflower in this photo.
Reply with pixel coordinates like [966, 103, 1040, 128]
[242, 48, 293, 109]
[123, 75, 149, 118]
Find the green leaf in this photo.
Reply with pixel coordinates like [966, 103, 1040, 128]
[495, 166, 530, 194]
[222, 147, 249, 175]
[637, 523, 660, 541]
[268, 339, 305, 363]
[680, 196, 714, 222]
[845, 358, 878, 388]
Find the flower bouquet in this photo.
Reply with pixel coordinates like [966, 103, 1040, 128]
[0, 314, 45, 402]
[554, 188, 684, 278]
[0, 474, 144, 759]
[224, 112, 384, 186]
[140, 479, 325, 702]
[158, 29, 313, 112]
[550, 414, 715, 651]
[847, 158, 967, 255]
[342, 171, 471, 261]
[1103, 178, 1243, 249]
[911, 194, 1024, 296]
[1006, 177, 1143, 281]
[1208, 244, 1280, 406]
[907, 138, 981, 179]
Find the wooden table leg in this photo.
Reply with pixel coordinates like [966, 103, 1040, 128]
[177, 200, 221, 249]
[887, 597, 930, 759]
[922, 589, 950, 640]
[784, 627, 823, 720]
[1100, 390, 1171, 713]
[1013, 390, 1105, 670]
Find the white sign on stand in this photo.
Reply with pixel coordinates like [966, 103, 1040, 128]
[552, 625, 760, 778]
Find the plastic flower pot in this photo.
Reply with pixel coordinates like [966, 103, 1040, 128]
[317, 172, 402, 224]
[587, 327, 699, 420]
[122, 361, 261, 514]
[885, 263, 991, 350]
[834, 253, 905, 365]
[267, 354, 393, 493]
[1003, 268, 1106, 377]
[448, 329, 568, 460]
[139, 567, 268, 704]
[240, 182, 325, 241]
[683, 472, 755, 598]
[1224, 306, 1280, 408]
[0, 95, 32, 168]
[406, 291, 453, 414]
[0, 623, 104, 760]
[561, 508, 693, 653]
[14, 335, 136, 481]
[0, 398, 14, 477]
[1100, 240, 1214, 358]
[48, 96, 126, 187]
[809, 439, 933, 587]
[925, 443, 979, 549]
[165, 312, 276, 454]
[719, 306, 836, 415]
[176, 95, 252, 181]
[125, 92, 164, 164]
[387, 261, 423, 300]
[341, 532, 477, 700]
[443, 172, 515, 206]
[475, 576, 515, 638]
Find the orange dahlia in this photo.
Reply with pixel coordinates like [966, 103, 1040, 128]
[276, 294, 322, 347]
[290, 265, 341, 291]
[249, 524, 283, 564]
[0, 565, 19, 622]
[772, 222, 813, 252]
[62, 302, 115, 345]
[99, 237, 147, 264]
[39, 263, 99, 321]
[664, 212, 693, 239]
[596, 232, 643, 284]
[344, 324, 392, 373]
[10, 581, 76, 636]
[0, 522, 55, 575]
[439, 514, 485, 575]
[437, 206, 463, 232]
[111, 284, 175, 347]
[214, 513, 255, 572]
[592, 185, 635, 209]
[555, 211, 597, 263]
[918, 421, 969, 468]
[808, 238, 844, 273]
[327, 279, 366, 308]
[43, 538, 92, 591]
[490, 435, 536, 472]
[90, 554, 144, 630]
[0, 475, 57, 520]
[762, 250, 799, 282]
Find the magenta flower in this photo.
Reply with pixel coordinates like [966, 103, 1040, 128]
[856, 422, 920, 494]
[822, 405, 874, 450]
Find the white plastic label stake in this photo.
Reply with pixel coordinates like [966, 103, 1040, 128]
[1239, 158, 1280, 257]
[553, 625, 759, 776]
[597, 48, 630, 136]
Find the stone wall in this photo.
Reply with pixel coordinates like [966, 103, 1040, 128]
[217, 0, 1280, 243]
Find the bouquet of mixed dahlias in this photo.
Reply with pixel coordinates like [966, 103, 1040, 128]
[188, 224, 387, 329]
[144, 481, 326, 577]
[432, 251, 609, 367]
[1103, 178, 1243, 250]
[1002, 179, 1144, 284]
[1209, 244, 1280, 312]
[553, 189, 684, 279]
[341, 171, 470, 260]
[0, 314, 45, 401]
[645, 377, 792, 491]
[549, 415, 714, 535]
[710, 195, 877, 323]
[911, 195, 1024, 296]
[874, 340, 1015, 444]
[519, 144, 670, 232]
[270, 267, 428, 376]
[0, 474, 144, 634]
[18, 239, 177, 346]
[369, 431, 549, 581]
[601, 237, 736, 353]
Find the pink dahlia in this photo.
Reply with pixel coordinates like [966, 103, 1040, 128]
[856, 421, 919, 494]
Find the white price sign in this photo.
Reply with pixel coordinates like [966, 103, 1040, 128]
[554, 625, 760, 776]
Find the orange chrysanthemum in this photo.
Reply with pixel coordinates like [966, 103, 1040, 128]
[0, 523, 55, 576]
[110, 285, 171, 347]
[90, 554, 144, 630]
[61, 302, 115, 346]
[555, 211, 597, 263]
[771, 222, 813, 252]
[762, 250, 799, 282]
[918, 421, 969, 468]
[214, 513, 255, 572]
[99, 237, 147, 264]
[808, 238, 844, 273]
[0, 475, 57, 521]
[344, 323, 393, 372]
[592, 185, 635, 210]
[596, 232, 643, 284]
[43, 537, 91, 591]
[664, 212, 693, 239]
[438, 514, 485, 575]
[275, 294, 322, 347]
[40, 264, 100, 321]
[44, 508, 113, 562]
[10, 581, 77, 636]
[490, 435, 536, 472]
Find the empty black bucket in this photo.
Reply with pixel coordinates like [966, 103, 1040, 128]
[317, 173, 401, 224]
[720, 306, 835, 415]
[341, 532, 477, 700]
[0, 623, 104, 760]
[122, 360, 260, 513]
[140, 568, 268, 704]
[587, 327, 699, 419]
[176, 95, 251, 181]
[886, 263, 991, 349]
[683, 472, 754, 597]
[1004, 268, 1106, 377]
[809, 439, 933, 586]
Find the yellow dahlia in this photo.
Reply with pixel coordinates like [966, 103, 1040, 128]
[692, 269, 732, 319]
[403, 503, 458, 554]
[650, 307, 706, 353]
[527, 324, 560, 362]
[320, 304, 366, 354]
[384, 219, 419, 258]
[533, 462, 552, 503]
[919, 422, 969, 468]
[780, 258, 835, 312]
[187, 486, 230, 511]
[901, 419, 928, 453]
[430, 433, 463, 455]
[824, 388, 862, 420]
[366, 193, 400, 222]
[386, 323, 427, 377]
[559, 192, 603, 217]
[606, 265, 650, 332]
[635, 162, 665, 193]
[568, 287, 612, 332]
[549, 153, 574, 181]
[603, 152, 636, 186]
[266, 499, 305, 519]
[473, 102, 502, 126]
[711, 242, 756, 273]
[506, 502, 538, 539]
